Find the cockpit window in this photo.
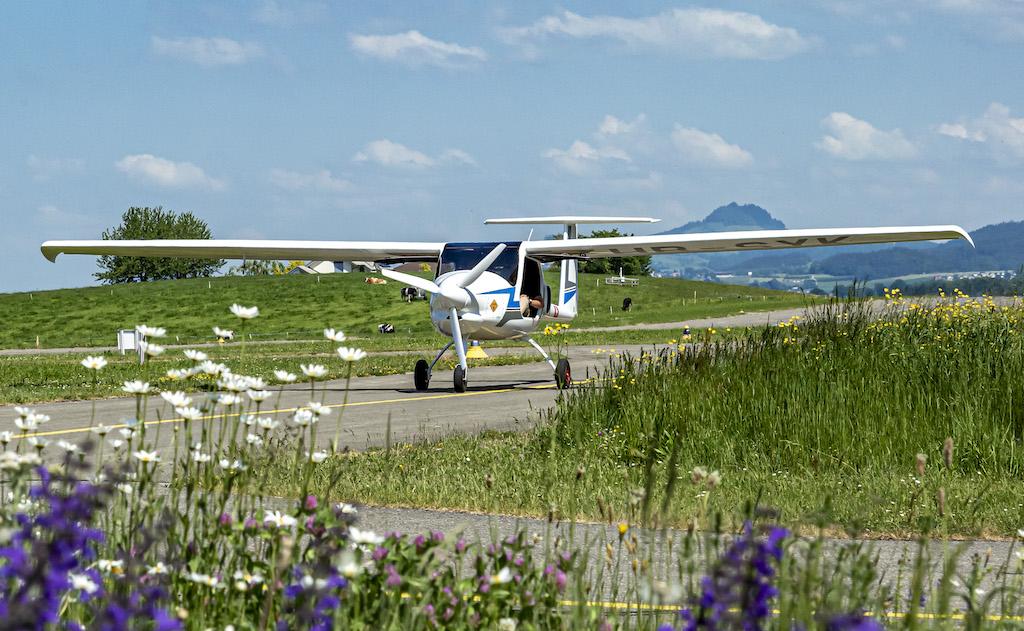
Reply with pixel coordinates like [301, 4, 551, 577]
[437, 242, 521, 284]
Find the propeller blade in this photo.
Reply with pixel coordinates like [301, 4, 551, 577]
[380, 268, 441, 294]
[449, 307, 468, 372]
[457, 243, 506, 289]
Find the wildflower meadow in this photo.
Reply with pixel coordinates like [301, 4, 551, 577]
[4, 295, 1024, 629]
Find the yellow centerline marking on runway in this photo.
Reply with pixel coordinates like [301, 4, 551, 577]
[565, 599, 1024, 621]
[17, 379, 589, 441]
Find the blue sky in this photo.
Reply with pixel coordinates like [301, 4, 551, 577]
[3, 1, 1024, 292]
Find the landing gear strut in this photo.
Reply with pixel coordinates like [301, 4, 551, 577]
[414, 340, 454, 391]
[522, 335, 572, 390]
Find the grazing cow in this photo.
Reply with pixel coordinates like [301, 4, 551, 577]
[622, 297, 632, 312]
[378, 323, 395, 334]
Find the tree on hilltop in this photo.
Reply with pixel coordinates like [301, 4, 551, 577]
[577, 229, 653, 276]
[95, 206, 224, 284]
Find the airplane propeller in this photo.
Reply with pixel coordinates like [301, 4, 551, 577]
[380, 242, 507, 391]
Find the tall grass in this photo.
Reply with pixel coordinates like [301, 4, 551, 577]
[549, 289, 1024, 477]
[274, 290, 1024, 537]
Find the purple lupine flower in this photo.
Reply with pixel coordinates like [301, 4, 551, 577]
[680, 522, 789, 631]
[304, 495, 318, 511]
[824, 613, 884, 631]
[372, 546, 388, 562]
[219, 512, 232, 527]
[385, 564, 402, 588]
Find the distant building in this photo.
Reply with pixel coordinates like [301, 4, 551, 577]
[393, 262, 437, 274]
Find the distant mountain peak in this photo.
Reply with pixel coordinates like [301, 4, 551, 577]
[661, 202, 786, 234]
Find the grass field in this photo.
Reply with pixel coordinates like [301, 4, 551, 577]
[261, 293, 1024, 538]
[0, 271, 808, 349]
[0, 327, 744, 404]
[0, 345, 545, 404]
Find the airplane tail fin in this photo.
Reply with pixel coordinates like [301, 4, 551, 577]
[553, 226, 578, 320]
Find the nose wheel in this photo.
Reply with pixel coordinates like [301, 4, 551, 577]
[453, 365, 468, 392]
[555, 358, 572, 389]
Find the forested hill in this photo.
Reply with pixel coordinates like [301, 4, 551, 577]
[651, 203, 1021, 279]
[658, 202, 786, 234]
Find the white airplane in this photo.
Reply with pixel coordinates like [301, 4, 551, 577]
[42, 216, 972, 392]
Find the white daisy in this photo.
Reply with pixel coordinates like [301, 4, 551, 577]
[229, 304, 259, 319]
[300, 364, 328, 379]
[349, 527, 384, 546]
[336, 347, 368, 362]
[183, 349, 208, 362]
[323, 328, 346, 342]
[135, 324, 166, 338]
[80, 355, 108, 370]
[263, 510, 297, 528]
[122, 380, 151, 395]
[160, 391, 192, 408]
[133, 450, 160, 464]
[175, 407, 204, 421]
[273, 370, 297, 383]
[140, 341, 165, 357]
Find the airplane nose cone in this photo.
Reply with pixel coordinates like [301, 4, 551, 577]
[436, 279, 471, 309]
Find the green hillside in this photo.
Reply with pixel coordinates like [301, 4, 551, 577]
[0, 272, 807, 349]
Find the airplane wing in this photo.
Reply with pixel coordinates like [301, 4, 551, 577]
[521, 225, 973, 260]
[40, 240, 444, 263]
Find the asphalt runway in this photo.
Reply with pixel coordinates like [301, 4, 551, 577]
[2, 344, 645, 453]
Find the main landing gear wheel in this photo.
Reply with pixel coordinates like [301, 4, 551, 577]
[414, 359, 431, 391]
[555, 358, 572, 389]
[453, 365, 468, 393]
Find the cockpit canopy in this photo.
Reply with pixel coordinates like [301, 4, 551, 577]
[437, 242, 521, 284]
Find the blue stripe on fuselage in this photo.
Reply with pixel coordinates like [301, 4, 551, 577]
[482, 286, 519, 307]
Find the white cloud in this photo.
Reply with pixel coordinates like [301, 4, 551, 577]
[816, 112, 917, 160]
[671, 125, 754, 168]
[269, 168, 351, 192]
[151, 36, 264, 66]
[501, 8, 813, 60]
[115, 154, 225, 190]
[349, 30, 487, 68]
[938, 103, 1024, 159]
[352, 139, 475, 169]
[27, 155, 84, 181]
[543, 140, 631, 175]
[598, 114, 646, 137]
[438, 148, 478, 166]
[937, 122, 985, 141]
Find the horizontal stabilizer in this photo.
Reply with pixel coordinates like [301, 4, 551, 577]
[485, 216, 659, 225]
